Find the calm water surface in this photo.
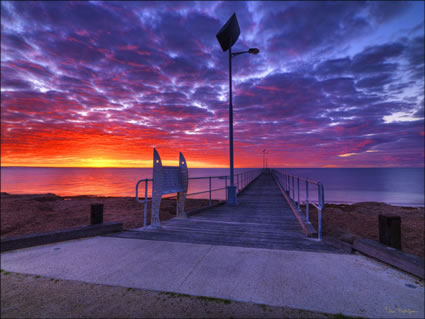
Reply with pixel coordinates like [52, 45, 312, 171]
[1, 167, 424, 206]
[280, 168, 424, 207]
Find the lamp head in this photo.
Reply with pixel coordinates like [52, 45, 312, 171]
[248, 48, 260, 54]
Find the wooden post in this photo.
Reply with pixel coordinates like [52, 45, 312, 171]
[91, 204, 104, 225]
[379, 215, 401, 249]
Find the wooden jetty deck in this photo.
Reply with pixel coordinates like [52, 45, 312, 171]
[107, 172, 343, 253]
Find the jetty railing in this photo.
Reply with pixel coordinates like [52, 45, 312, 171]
[271, 169, 325, 240]
[136, 169, 262, 228]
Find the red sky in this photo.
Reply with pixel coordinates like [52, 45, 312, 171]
[1, 1, 424, 168]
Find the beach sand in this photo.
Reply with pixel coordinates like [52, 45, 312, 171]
[1, 192, 423, 257]
[0, 192, 217, 240]
[302, 202, 424, 257]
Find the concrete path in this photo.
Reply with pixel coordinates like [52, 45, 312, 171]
[107, 173, 340, 253]
[1, 236, 423, 318]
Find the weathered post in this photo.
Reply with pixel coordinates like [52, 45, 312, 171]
[225, 176, 228, 200]
[297, 177, 300, 210]
[317, 183, 324, 241]
[286, 174, 289, 193]
[292, 176, 295, 200]
[209, 176, 212, 206]
[379, 215, 402, 249]
[305, 180, 309, 223]
[91, 203, 103, 225]
[143, 179, 148, 228]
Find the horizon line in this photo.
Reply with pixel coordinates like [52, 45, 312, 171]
[1, 166, 424, 169]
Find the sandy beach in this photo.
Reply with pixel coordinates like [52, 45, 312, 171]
[1, 192, 423, 258]
[0, 192, 217, 240]
[302, 202, 424, 257]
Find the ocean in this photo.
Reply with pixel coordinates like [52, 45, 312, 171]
[1, 167, 424, 206]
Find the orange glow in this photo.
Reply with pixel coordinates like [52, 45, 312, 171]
[1, 120, 421, 168]
[338, 153, 357, 157]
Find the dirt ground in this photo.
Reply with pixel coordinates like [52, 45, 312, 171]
[302, 202, 424, 257]
[1, 271, 342, 319]
[0, 192, 217, 239]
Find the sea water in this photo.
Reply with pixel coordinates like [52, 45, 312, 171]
[1, 167, 423, 206]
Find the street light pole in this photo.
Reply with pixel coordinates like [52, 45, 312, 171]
[216, 13, 259, 205]
[229, 45, 235, 198]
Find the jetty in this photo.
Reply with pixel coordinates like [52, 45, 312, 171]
[109, 172, 338, 253]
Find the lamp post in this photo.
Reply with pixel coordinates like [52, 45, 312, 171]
[216, 13, 259, 205]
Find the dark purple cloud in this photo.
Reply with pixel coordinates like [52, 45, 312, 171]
[1, 1, 424, 167]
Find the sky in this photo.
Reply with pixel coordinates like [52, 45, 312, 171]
[1, 1, 424, 168]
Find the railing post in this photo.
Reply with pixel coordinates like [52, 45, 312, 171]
[209, 176, 212, 206]
[287, 175, 290, 195]
[280, 172, 282, 189]
[297, 177, 300, 210]
[292, 176, 295, 200]
[285, 174, 291, 194]
[144, 179, 148, 228]
[318, 206, 322, 241]
[318, 183, 323, 241]
[285, 173, 288, 191]
[285, 174, 287, 192]
[305, 180, 309, 223]
[225, 176, 228, 200]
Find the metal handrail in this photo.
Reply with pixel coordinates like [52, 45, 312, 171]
[135, 168, 262, 228]
[135, 178, 151, 228]
[271, 168, 325, 240]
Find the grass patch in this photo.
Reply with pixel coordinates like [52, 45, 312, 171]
[159, 292, 232, 304]
[333, 314, 360, 319]
[160, 292, 192, 298]
[198, 296, 232, 304]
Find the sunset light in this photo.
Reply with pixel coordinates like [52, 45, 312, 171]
[1, 3, 424, 317]
[1, 1, 424, 168]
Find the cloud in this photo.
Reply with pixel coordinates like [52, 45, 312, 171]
[1, 1, 423, 168]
